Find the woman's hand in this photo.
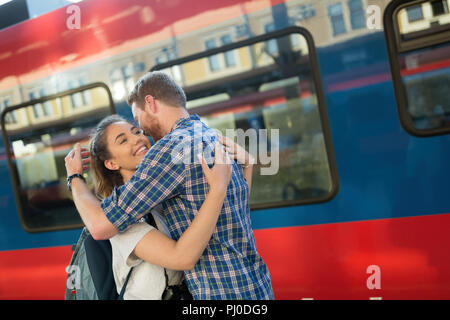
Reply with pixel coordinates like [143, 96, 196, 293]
[217, 134, 254, 192]
[217, 134, 255, 167]
[198, 143, 232, 194]
[65, 143, 91, 176]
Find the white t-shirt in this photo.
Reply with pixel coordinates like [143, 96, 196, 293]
[109, 210, 183, 300]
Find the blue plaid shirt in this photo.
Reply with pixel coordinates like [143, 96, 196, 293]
[101, 114, 274, 300]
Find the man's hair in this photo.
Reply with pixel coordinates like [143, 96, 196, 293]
[127, 71, 186, 109]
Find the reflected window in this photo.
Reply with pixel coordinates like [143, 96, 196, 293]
[122, 64, 135, 93]
[348, 0, 365, 30]
[28, 89, 52, 119]
[154, 47, 182, 84]
[296, 3, 316, 21]
[110, 68, 126, 101]
[205, 39, 221, 72]
[221, 35, 236, 67]
[397, 1, 450, 38]
[431, 0, 449, 16]
[406, 5, 424, 22]
[68, 80, 84, 109]
[329, 3, 347, 36]
[0, 97, 17, 124]
[110, 65, 136, 102]
[264, 23, 278, 55]
[400, 43, 450, 130]
[160, 29, 337, 208]
[1, 85, 115, 232]
[205, 35, 238, 72]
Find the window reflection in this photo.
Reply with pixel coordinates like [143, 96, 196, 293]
[396, 1, 450, 131]
[169, 32, 333, 206]
[397, 0, 450, 39]
[401, 43, 450, 130]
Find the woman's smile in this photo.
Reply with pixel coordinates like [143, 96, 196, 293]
[134, 144, 149, 157]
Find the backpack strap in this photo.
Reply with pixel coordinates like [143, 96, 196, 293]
[145, 213, 171, 299]
[118, 267, 134, 300]
[84, 235, 118, 300]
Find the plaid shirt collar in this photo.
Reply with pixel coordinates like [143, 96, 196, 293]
[170, 114, 200, 133]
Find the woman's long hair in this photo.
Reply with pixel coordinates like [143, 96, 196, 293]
[89, 115, 129, 200]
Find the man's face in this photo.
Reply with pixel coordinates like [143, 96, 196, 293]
[131, 102, 164, 142]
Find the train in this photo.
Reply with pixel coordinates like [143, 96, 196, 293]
[0, 0, 449, 299]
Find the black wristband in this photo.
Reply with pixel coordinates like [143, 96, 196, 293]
[67, 173, 86, 192]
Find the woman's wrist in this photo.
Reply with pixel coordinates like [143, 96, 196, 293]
[242, 154, 255, 168]
[208, 184, 228, 197]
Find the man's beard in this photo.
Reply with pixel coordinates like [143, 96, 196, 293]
[144, 118, 164, 142]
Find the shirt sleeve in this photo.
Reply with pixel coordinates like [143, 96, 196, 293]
[101, 135, 186, 232]
[110, 221, 155, 267]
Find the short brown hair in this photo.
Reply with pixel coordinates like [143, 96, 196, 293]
[127, 71, 186, 109]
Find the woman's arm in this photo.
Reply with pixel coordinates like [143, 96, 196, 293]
[65, 143, 119, 240]
[217, 134, 255, 192]
[133, 143, 232, 271]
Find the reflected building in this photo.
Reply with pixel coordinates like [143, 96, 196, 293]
[0, 0, 392, 120]
[397, 0, 450, 35]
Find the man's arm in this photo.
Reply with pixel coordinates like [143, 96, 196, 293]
[65, 143, 118, 240]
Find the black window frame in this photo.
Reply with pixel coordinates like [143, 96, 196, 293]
[151, 26, 339, 210]
[0, 82, 116, 233]
[384, 0, 450, 137]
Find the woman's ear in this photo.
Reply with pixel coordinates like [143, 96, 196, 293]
[104, 159, 119, 171]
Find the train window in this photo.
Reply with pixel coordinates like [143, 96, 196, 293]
[153, 27, 338, 209]
[385, 0, 450, 136]
[1, 83, 115, 233]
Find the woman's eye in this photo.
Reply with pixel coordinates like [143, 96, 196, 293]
[120, 138, 127, 144]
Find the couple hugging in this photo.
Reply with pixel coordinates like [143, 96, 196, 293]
[64, 71, 274, 300]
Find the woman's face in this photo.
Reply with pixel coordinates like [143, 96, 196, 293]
[104, 121, 151, 172]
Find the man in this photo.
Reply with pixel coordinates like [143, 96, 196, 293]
[66, 71, 274, 299]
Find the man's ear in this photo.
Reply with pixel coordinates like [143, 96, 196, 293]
[104, 159, 119, 171]
[144, 95, 157, 114]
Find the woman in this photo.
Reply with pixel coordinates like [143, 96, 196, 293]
[68, 115, 254, 300]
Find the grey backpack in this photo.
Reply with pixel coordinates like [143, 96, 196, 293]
[65, 228, 99, 300]
[64, 227, 134, 300]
